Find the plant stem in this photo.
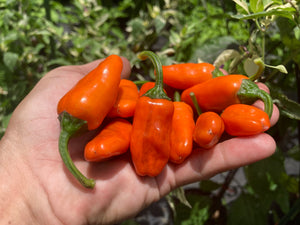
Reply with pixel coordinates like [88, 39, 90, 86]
[295, 62, 300, 195]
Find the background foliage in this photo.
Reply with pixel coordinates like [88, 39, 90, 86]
[1, 0, 300, 224]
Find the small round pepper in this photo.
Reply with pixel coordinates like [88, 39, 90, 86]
[190, 92, 224, 149]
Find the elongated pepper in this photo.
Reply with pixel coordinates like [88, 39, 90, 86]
[84, 118, 132, 162]
[108, 79, 139, 118]
[169, 92, 195, 164]
[221, 104, 270, 136]
[130, 51, 174, 176]
[57, 55, 123, 188]
[162, 62, 215, 89]
[181, 74, 273, 118]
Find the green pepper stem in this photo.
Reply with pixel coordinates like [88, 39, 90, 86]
[174, 91, 181, 102]
[249, 58, 265, 81]
[238, 79, 273, 118]
[138, 51, 170, 100]
[59, 112, 95, 189]
[189, 92, 202, 116]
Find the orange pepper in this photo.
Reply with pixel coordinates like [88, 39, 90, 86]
[221, 104, 270, 136]
[169, 92, 195, 164]
[58, 55, 122, 130]
[181, 74, 273, 118]
[139, 81, 155, 97]
[57, 55, 123, 188]
[84, 118, 132, 162]
[108, 79, 139, 118]
[162, 62, 215, 89]
[189, 92, 224, 149]
[130, 51, 174, 176]
[193, 112, 224, 149]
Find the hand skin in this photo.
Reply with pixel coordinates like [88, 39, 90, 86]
[0, 57, 279, 225]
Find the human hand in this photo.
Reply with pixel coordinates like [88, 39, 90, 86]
[0, 57, 279, 225]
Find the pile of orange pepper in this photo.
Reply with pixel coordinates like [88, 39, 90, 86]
[57, 51, 273, 189]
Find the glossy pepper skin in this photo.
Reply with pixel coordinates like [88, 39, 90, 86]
[189, 92, 224, 149]
[169, 92, 195, 164]
[108, 79, 139, 118]
[57, 55, 123, 188]
[162, 62, 215, 90]
[130, 51, 174, 176]
[58, 55, 122, 130]
[221, 104, 270, 136]
[84, 118, 132, 162]
[193, 112, 224, 149]
[181, 74, 273, 118]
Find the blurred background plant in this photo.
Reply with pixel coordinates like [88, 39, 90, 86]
[1, 0, 300, 224]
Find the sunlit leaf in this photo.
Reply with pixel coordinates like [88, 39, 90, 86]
[232, 7, 296, 20]
[250, 0, 264, 13]
[233, 0, 250, 14]
[213, 49, 241, 68]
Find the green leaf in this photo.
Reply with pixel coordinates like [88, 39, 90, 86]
[250, 0, 264, 13]
[169, 187, 191, 208]
[287, 145, 300, 161]
[233, 0, 250, 14]
[228, 193, 266, 225]
[271, 90, 300, 120]
[3, 52, 18, 71]
[154, 15, 166, 33]
[173, 193, 212, 225]
[278, 198, 300, 225]
[244, 151, 290, 214]
[265, 64, 288, 74]
[181, 203, 209, 225]
[231, 7, 296, 21]
[213, 49, 241, 68]
[280, 172, 299, 194]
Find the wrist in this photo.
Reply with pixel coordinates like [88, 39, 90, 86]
[0, 135, 61, 225]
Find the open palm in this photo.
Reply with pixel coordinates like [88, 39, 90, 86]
[2, 57, 279, 225]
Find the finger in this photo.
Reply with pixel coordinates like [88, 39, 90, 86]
[172, 133, 276, 188]
[256, 82, 270, 93]
[254, 82, 279, 126]
[252, 100, 279, 126]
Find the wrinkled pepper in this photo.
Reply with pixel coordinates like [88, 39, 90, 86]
[108, 79, 139, 118]
[161, 62, 215, 89]
[130, 51, 174, 176]
[181, 74, 273, 118]
[221, 104, 270, 136]
[169, 92, 195, 164]
[57, 55, 123, 188]
[190, 92, 224, 149]
[84, 118, 132, 162]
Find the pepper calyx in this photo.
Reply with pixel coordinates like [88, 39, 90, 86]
[138, 51, 171, 100]
[237, 79, 273, 118]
